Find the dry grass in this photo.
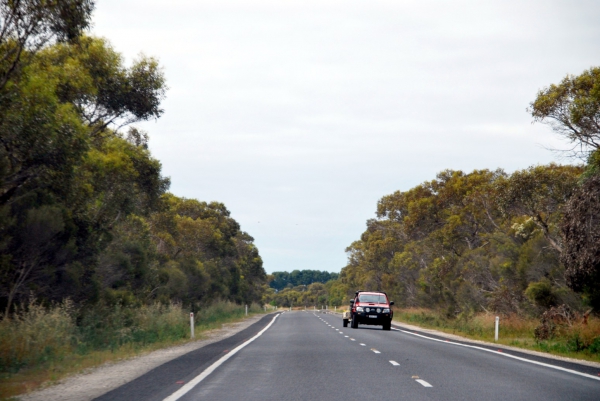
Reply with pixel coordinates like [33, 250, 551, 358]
[394, 308, 600, 363]
[0, 301, 266, 400]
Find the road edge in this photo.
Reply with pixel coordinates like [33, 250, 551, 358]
[17, 312, 278, 401]
[319, 310, 600, 369]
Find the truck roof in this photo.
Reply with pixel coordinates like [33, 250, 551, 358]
[355, 290, 387, 296]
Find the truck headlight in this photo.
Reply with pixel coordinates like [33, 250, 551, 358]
[356, 307, 364, 312]
[382, 308, 390, 313]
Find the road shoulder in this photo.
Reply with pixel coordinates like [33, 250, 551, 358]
[18, 314, 271, 401]
[320, 310, 600, 369]
[390, 319, 600, 369]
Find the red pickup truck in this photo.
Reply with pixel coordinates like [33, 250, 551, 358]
[343, 290, 394, 330]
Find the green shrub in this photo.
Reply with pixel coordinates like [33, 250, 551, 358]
[0, 301, 76, 372]
[0, 300, 265, 374]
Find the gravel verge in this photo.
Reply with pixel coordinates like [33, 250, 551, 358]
[18, 314, 269, 401]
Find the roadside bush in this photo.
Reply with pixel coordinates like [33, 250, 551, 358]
[0, 301, 76, 372]
[0, 300, 265, 374]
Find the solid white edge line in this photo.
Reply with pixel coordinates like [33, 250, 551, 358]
[163, 314, 281, 401]
[397, 328, 600, 382]
[416, 379, 433, 387]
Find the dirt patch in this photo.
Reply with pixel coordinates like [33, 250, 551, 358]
[18, 314, 268, 401]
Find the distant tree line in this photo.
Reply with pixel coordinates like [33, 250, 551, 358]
[0, 1, 266, 317]
[268, 270, 339, 291]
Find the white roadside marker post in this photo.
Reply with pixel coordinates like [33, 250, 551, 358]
[245, 304, 248, 316]
[190, 312, 195, 339]
[495, 316, 499, 342]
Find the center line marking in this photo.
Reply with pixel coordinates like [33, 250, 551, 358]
[360, 343, 366, 346]
[416, 379, 433, 387]
[389, 360, 400, 366]
[371, 348, 381, 354]
[350, 338, 355, 341]
[344, 335, 349, 337]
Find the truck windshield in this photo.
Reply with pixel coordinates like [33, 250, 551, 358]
[358, 294, 387, 303]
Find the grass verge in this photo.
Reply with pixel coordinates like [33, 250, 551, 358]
[0, 301, 267, 400]
[393, 308, 600, 363]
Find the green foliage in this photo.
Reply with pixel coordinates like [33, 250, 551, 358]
[263, 282, 336, 308]
[268, 270, 339, 291]
[0, 300, 265, 374]
[142, 194, 266, 306]
[530, 66, 600, 155]
[525, 280, 558, 309]
[531, 66, 600, 311]
[562, 174, 600, 310]
[0, 300, 76, 373]
[334, 165, 584, 317]
[0, 0, 95, 95]
[0, 5, 266, 322]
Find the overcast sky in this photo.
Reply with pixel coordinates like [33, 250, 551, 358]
[92, 0, 600, 274]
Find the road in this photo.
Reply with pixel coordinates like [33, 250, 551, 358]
[96, 311, 600, 401]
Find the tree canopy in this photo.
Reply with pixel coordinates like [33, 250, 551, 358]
[530, 66, 600, 155]
[268, 270, 339, 291]
[327, 165, 584, 317]
[0, 4, 266, 317]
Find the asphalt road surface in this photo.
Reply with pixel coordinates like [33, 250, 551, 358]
[96, 311, 600, 401]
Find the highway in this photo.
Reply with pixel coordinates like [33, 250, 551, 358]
[96, 311, 600, 401]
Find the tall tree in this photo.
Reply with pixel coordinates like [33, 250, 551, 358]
[530, 67, 600, 156]
[532, 67, 600, 311]
[0, 36, 167, 315]
[561, 174, 600, 310]
[0, 0, 95, 90]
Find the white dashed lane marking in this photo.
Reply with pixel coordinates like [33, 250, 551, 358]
[389, 361, 400, 366]
[371, 349, 381, 354]
[416, 379, 433, 387]
[360, 343, 366, 346]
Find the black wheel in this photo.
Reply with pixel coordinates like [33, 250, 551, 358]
[351, 315, 358, 329]
[343, 319, 348, 327]
[382, 320, 391, 331]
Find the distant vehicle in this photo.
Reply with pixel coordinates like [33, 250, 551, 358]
[342, 290, 394, 330]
